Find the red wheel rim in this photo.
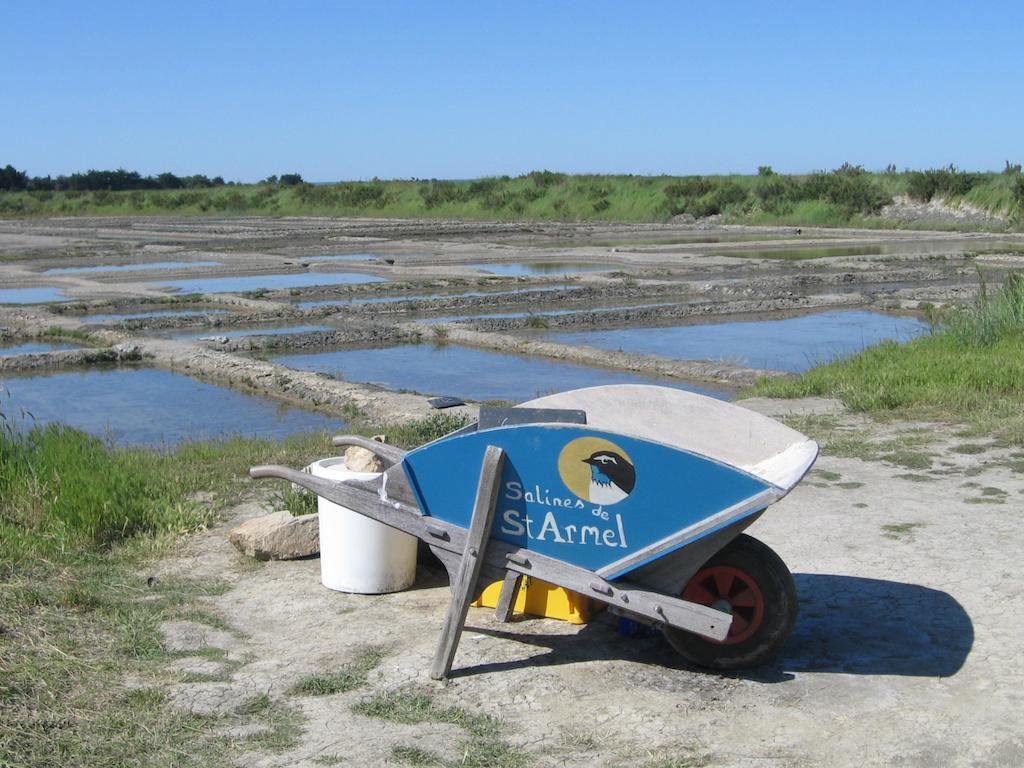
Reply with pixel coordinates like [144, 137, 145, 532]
[682, 565, 765, 645]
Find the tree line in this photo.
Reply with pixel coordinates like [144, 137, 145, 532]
[0, 165, 303, 192]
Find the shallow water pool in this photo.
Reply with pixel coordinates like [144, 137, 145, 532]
[0, 340, 82, 356]
[272, 344, 729, 402]
[0, 367, 342, 446]
[0, 287, 69, 304]
[544, 310, 929, 372]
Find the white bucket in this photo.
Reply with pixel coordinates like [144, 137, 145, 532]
[308, 457, 417, 594]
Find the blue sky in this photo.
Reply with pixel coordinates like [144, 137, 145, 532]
[5, 1, 1022, 181]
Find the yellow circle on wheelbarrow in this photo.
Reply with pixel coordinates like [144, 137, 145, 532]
[557, 437, 635, 505]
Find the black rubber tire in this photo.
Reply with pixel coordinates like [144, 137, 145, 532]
[662, 534, 798, 670]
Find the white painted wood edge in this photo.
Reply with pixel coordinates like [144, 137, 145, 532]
[740, 439, 820, 490]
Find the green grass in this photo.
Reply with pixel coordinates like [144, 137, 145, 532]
[0, 416, 355, 768]
[353, 690, 527, 768]
[377, 412, 472, 449]
[41, 325, 107, 345]
[881, 522, 927, 540]
[746, 274, 1024, 444]
[2, 168, 1020, 228]
[289, 647, 385, 696]
[270, 484, 318, 516]
[0, 405, 490, 767]
[392, 745, 445, 766]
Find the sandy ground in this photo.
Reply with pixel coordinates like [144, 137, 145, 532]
[152, 398, 1024, 768]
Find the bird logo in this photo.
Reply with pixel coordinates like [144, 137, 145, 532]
[582, 450, 636, 505]
[557, 437, 636, 505]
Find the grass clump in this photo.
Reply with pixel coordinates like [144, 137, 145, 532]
[392, 745, 445, 765]
[746, 274, 1024, 444]
[353, 690, 526, 768]
[270, 483, 318, 516]
[289, 647, 385, 696]
[0, 420, 213, 554]
[881, 522, 927, 540]
[41, 325, 99, 344]
[380, 412, 472, 449]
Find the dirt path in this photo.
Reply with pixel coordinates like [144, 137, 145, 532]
[151, 399, 1024, 767]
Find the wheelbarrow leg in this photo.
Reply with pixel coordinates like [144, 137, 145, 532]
[430, 446, 506, 680]
[494, 571, 523, 623]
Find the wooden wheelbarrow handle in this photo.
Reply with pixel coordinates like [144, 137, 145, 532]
[330, 435, 407, 466]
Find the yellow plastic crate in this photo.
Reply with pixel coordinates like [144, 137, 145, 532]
[472, 576, 603, 625]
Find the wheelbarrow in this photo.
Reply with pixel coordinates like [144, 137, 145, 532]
[251, 385, 818, 678]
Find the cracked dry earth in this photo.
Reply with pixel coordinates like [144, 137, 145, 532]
[152, 399, 1023, 768]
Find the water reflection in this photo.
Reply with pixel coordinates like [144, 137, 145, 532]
[273, 345, 730, 402]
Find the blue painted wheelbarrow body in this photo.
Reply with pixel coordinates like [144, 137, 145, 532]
[404, 424, 775, 580]
[251, 385, 818, 677]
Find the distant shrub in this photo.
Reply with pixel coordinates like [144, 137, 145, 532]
[335, 183, 389, 207]
[664, 176, 713, 199]
[757, 165, 775, 177]
[419, 180, 468, 208]
[524, 170, 566, 188]
[906, 166, 981, 202]
[755, 175, 802, 212]
[801, 169, 891, 214]
[467, 177, 500, 196]
[662, 177, 749, 218]
[833, 162, 867, 177]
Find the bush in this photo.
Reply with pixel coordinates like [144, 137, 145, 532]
[906, 166, 981, 202]
[755, 175, 802, 211]
[524, 170, 566, 188]
[419, 180, 468, 208]
[1013, 175, 1024, 209]
[664, 176, 713, 199]
[801, 169, 891, 214]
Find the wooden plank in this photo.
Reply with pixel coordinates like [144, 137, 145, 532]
[494, 571, 523, 623]
[429, 445, 505, 680]
[330, 435, 408, 465]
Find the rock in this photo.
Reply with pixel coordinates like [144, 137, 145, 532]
[344, 445, 385, 473]
[228, 511, 319, 560]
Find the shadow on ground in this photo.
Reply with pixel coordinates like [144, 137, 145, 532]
[453, 574, 973, 680]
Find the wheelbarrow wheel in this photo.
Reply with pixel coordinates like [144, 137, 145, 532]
[663, 534, 797, 670]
